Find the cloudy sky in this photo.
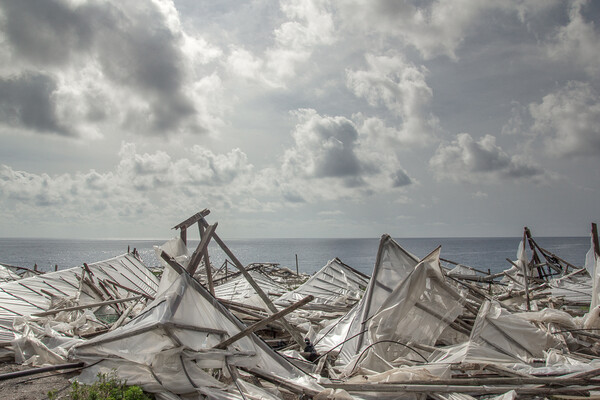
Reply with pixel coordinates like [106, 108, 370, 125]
[0, 0, 599, 240]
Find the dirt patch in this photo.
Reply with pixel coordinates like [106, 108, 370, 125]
[0, 362, 80, 400]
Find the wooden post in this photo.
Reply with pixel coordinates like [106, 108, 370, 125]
[521, 229, 531, 311]
[54, 264, 58, 272]
[180, 227, 187, 245]
[33, 263, 37, 272]
[214, 295, 314, 350]
[525, 227, 547, 279]
[199, 223, 215, 295]
[186, 223, 217, 275]
[197, 214, 306, 347]
[295, 254, 299, 275]
[592, 223, 600, 257]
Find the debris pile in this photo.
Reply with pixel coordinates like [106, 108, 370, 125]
[1, 210, 599, 400]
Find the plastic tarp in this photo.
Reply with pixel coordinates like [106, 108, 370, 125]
[358, 247, 465, 372]
[276, 258, 370, 311]
[586, 237, 600, 310]
[315, 235, 420, 368]
[430, 300, 561, 365]
[0, 265, 21, 282]
[71, 264, 323, 398]
[214, 270, 288, 309]
[0, 253, 159, 341]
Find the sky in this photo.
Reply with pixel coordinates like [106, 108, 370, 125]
[0, 0, 599, 240]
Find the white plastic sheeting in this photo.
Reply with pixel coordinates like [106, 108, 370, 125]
[0, 265, 21, 283]
[214, 271, 288, 309]
[430, 300, 561, 365]
[586, 237, 600, 310]
[359, 247, 465, 372]
[276, 258, 370, 311]
[0, 253, 159, 341]
[71, 264, 323, 398]
[315, 235, 420, 368]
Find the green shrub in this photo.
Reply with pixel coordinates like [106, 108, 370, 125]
[48, 370, 152, 400]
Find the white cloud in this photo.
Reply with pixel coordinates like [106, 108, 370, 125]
[0, 142, 257, 225]
[529, 81, 600, 157]
[337, 0, 495, 60]
[546, 0, 600, 77]
[346, 54, 439, 146]
[225, 0, 336, 86]
[429, 133, 545, 183]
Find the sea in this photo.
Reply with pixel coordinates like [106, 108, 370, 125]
[0, 236, 591, 276]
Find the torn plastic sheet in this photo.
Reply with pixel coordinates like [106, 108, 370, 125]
[0, 253, 159, 341]
[586, 237, 600, 310]
[325, 235, 420, 368]
[346, 363, 452, 384]
[430, 300, 561, 366]
[470, 300, 561, 363]
[357, 247, 464, 372]
[214, 270, 287, 309]
[276, 258, 370, 311]
[11, 316, 85, 366]
[71, 265, 322, 397]
[0, 265, 21, 282]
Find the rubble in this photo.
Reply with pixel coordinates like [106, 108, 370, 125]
[0, 210, 599, 400]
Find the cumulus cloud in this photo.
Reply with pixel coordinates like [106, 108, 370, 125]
[282, 109, 372, 181]
[346, 54, 439, 146]
[225, 0, 336, 86]
[429, 133, 545, 183]
[337, 0, 497, 60]
[546, 0, 600, 77]
[278, 109, 412, 201]
[266, 0, 335, 79]
[0, 143, 256, 224]
[529, 81, 600, 157]
[117, 142, 254, 191]
[0, 0, 224, 137]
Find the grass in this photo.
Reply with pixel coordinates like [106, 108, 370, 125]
[48, 370, 152, 400]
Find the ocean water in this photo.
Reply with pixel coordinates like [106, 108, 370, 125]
[0, 236, 590, 276]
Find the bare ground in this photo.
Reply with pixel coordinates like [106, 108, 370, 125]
[0, 362, 79, 400]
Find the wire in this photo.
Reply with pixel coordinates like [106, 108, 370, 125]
[312, 329, 369, 363]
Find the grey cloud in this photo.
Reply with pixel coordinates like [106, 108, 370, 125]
[0, 1, 203, 136]
[429, 133, 544, 183]
[0, 72, 71, 135]
[391, 169, 412, 187]
[282, 190, 306, 203]
[285, 110, 375, 180]
[0, 0, 94, 66]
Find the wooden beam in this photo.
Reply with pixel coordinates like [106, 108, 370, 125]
[197, 215, 306, 347]
[592, 223, 600, 257]
[105, 279, 155, 300]
[214, 295, 314, 350]
[199, 223, 215, 295]
[186, 222, 217, 275]
[180, 227, 187, 246]
[172, 209, 211, 231]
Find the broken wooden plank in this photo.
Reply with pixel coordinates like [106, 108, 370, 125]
[214, 295, 314, 350]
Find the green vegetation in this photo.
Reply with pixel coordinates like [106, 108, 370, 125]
[48, 371, 152, 400]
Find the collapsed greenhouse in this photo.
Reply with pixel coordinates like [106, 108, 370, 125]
[1, 209, 600, 399]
